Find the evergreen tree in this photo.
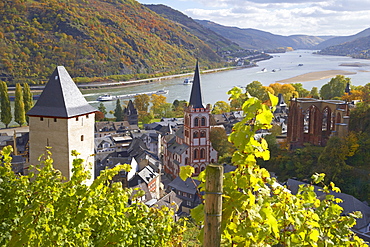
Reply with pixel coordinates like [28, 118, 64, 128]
[23, 83, 33, 124]
[14, 83, 26, 126]
[114, 99, 123, 121]
[0, 81, 12, 128]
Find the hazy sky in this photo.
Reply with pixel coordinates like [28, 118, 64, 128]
[138, 0, 370, 36]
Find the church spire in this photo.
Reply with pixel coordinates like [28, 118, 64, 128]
[189, 60, 204, 109]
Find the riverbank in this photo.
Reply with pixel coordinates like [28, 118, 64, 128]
[276, 70, 359, 84]
[23, 66, 239, 94]
[77, 66, 239, 91]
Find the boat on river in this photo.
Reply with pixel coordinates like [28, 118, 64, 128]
[97, 90, 169, 101]
[183, 78, 193, 84]
[97, 94, 116, 101]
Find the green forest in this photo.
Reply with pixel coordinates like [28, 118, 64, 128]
[0, 0, 224, 85]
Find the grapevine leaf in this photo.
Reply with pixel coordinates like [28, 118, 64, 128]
[179, 166, 194, 181]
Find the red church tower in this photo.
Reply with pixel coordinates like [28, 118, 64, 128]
[163, 61, 218, 178]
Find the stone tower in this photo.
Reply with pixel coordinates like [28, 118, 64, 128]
[27, 66, 96, 184]
[183, 61, 218, 175]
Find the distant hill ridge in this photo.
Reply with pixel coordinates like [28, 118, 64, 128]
[314, 28, 370, 50]
[144, 4, 241, 53]
[318, 34, 370, 59]
[194, 20, 328, 50]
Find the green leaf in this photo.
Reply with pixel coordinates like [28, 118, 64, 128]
[179, 166, 194, 181]
[268, 92, 278, 107]
[311, 173, 325, 184]
[190, 204, 204, 224]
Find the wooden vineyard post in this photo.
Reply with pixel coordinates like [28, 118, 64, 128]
[203, 164, 223, 247]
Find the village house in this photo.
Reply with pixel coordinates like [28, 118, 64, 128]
[167, 176, 201, 214]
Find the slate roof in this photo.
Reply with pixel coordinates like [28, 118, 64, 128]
[27, 66, 96, 118]
[167, 142, 188, 155]
[168, 176, 200, 195]
[174, 126, 184, 139]
[94, 136, 114, 148]
[277, 93, 287, 107]
[189, 61, 204, 109]
[153, 191, 182, 212]
[129, 165, 158, 186]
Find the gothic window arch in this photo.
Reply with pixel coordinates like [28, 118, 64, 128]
[200, 148, 205, 159]
[193, 131, 199, 138]
[194, 117, 199, 127]
[194, 149, 199, 159]
[195, 167, 199, 175]
[200, 131, 206, 137]
[336, 112, 341, 130]
[201, 117, 206, 126]
[322, 107, 332, 132]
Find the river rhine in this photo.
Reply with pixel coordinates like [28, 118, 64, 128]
[85, 50, 370, 116]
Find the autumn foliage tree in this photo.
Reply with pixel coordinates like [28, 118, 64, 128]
[211, 101, 231, 114]
[245, 81, 272, 103]
[150, 94, 167, 117]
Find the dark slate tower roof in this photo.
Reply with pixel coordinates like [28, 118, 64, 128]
[27, 66, 96, 118]
[277, 93, 287, 107]
[189, 61, 204, 109]
[127, 100, 137, 114]
[345, 82, 351, 95]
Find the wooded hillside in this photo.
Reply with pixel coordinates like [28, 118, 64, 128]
[0, 0, 222, 85]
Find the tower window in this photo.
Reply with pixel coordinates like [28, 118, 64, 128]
[81, 135, 84, 141]
[200, 131, 206, 137]
[194, 117, 199, 127]
[193, 131, 199, 138]
[201, 117, 206, 126]
[194, 149, 198, 159]
[200, 149, 205, 159]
